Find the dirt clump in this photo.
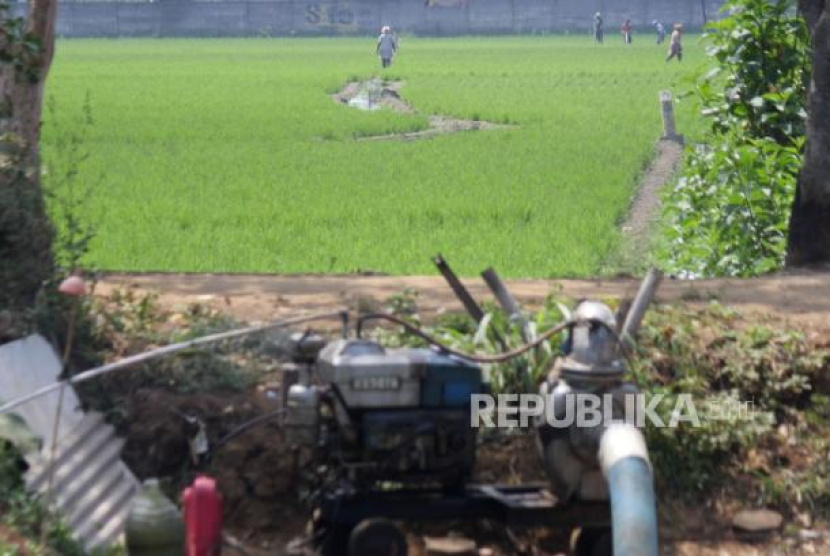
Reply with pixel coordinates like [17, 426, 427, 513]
[122, 387, 306, 540]
[211, 423, 299, 534]
[123, 389, 271, 478]
[333, 80, 414, 114]
[332, 79, 516, 141]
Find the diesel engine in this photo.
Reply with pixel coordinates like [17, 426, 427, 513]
[283, 336, 485, 489]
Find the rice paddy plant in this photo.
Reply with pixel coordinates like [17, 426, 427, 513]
[43, 36, 702, 277]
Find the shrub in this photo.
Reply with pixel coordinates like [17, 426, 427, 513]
[664, 135, 802, 276]
[662, 0, 810, 277]
[632, 303, 828, 510]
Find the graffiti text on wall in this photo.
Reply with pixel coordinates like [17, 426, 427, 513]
[305, 3, 371, 28]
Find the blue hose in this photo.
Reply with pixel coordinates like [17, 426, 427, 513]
[600, 425, 658, 556]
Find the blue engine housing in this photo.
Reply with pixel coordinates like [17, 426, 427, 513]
[316, 340, 485, 487]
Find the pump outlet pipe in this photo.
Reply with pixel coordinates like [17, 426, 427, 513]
[598, 424, 659, 556]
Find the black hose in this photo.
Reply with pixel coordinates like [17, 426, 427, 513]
[356, 312, 633, 367]
[209, 408, 287, 456]
[356, 312, 573, 363]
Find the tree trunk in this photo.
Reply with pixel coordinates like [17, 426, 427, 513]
[787, 0, 830, 266]
[0, 0, 58, 340]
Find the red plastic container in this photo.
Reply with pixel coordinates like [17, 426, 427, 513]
[183, 475, 223, 556]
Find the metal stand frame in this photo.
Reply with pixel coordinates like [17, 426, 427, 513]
[312, 483, 610, 554]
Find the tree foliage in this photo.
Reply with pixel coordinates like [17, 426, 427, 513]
[699, 0, 810, 142]
[664, 0, 810, 277]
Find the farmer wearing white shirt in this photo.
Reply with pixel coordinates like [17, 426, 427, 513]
[377, 26, 398, 68]
[653, 20, 666, 44]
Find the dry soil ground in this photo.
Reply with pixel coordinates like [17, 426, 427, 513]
[97, 269, 830, 331]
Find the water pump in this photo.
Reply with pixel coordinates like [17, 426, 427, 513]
[280, 266, 661, 556]
[536, 299, 658, 556]
[536, 300, 638, 501]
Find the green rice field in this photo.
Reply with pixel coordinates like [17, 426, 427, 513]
[44, 37, 702, 277]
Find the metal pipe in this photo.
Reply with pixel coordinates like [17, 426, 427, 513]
[619, 268, 663, 348]
[433, 254, 485, 323]
[480, 267, 531, 343]
[432, 255, 510, 353]
[480, 267, 535, 387]
[0, 311, 346, 415]
[659, 91, 677, 140]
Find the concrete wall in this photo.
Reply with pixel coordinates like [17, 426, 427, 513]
[21, 0, 726, 37]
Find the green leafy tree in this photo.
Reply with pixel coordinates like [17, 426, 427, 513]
[699, 0, 810, 143]
[664, 0, 810, 277]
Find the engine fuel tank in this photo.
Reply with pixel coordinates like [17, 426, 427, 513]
[316, 340, 484, 409]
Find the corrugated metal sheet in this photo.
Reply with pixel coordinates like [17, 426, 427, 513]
[0, 334, 84, 441]
[0, 334, 139, 552]
[25, 412, 140, 550]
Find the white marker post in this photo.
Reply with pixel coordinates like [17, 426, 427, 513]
[660, 90, 678, 141]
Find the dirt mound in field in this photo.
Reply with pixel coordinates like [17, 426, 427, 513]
[333, 80, 414, 114]
[332, 79, 516, 141]
[123, 389, 268, 478]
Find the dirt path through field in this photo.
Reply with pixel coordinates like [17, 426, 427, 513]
[622, 139, 684, 240]
[605, 138, 685, 272]
[97, 270, 830, 330]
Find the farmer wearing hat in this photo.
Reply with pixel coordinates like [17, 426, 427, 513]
[377, 26, 398, 68]
[666, 23, 683, 62]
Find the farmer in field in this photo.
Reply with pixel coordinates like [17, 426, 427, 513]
[621, 19, 633, 44]
[665, 23, 683, 62]
[377, 26, 398, 68]
[653, 20, 666, 44]
[593, 12, 604, 43]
